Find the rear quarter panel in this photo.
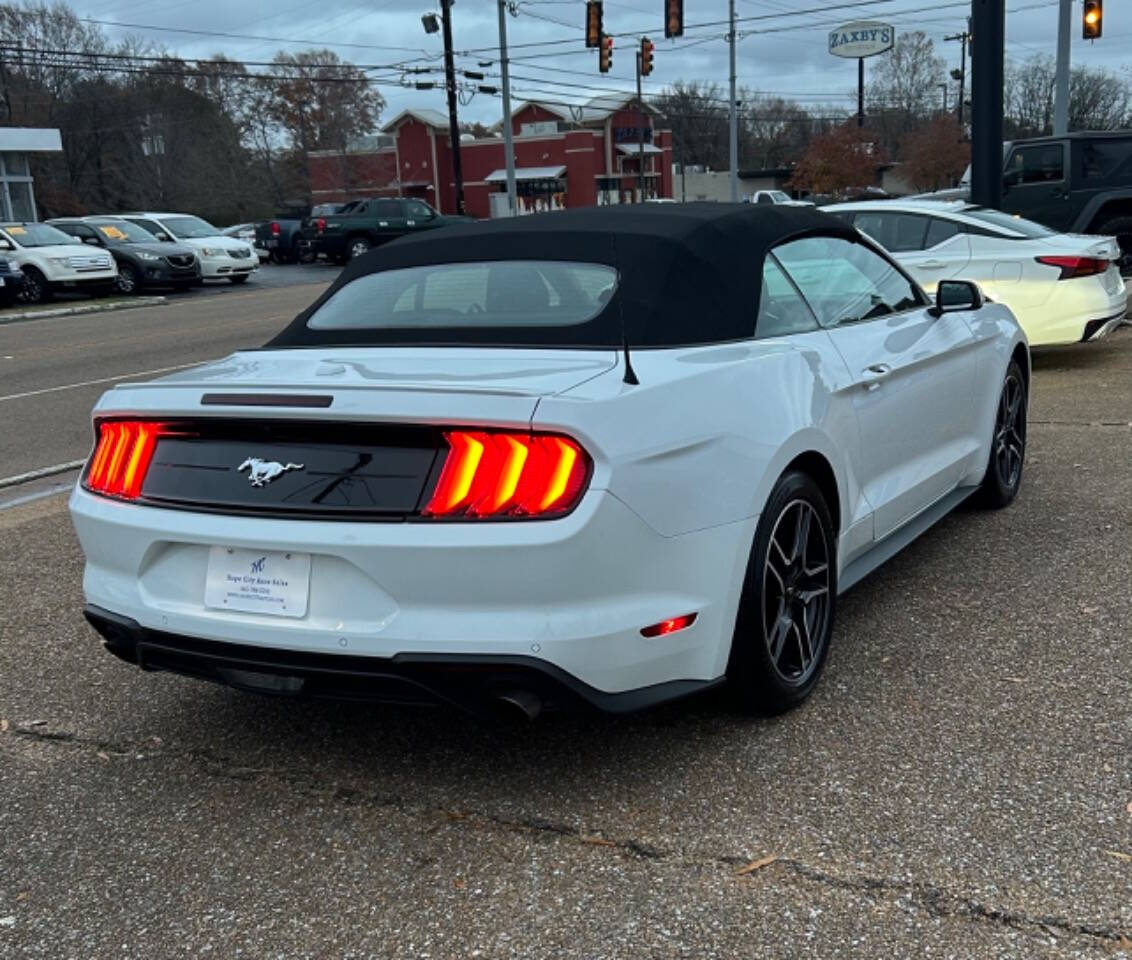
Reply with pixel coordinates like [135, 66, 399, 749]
[535, 340, 860, 541]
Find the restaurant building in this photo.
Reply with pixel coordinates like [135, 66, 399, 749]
[308, 96, 674, 218]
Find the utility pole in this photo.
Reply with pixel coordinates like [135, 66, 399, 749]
[970, 0, 1005, 210]
[944, 26, 969, 130]
[440, 0, 465, 214]
[728, 0, 738, 202]
[1053, 0, 1071, 134]
[939, 83, 948, 113]
[857, 58, 864, 127]
[497, 0, 516, 215]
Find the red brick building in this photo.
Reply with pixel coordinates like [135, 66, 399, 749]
[308, 97, 674, 218]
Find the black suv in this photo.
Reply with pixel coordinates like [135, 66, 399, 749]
[49, 218, 202, 293]
[937, 132, 1132, 271]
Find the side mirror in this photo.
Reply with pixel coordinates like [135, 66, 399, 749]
[82, 236, 101, 245]
[930, 279, 984, 317]
[155, 232, 171, 242]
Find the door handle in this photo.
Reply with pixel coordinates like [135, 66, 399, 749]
[861, 363, 892, 391]
[919, 260, 948, 268]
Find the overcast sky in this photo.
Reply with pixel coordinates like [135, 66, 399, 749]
[62, 0, 1132, 125]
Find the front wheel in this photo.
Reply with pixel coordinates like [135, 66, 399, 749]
[726, 471, 837, 715]
[17, 266, 50, 304]
[977, 359, 1027, 509]
[115, 263, 140, 295]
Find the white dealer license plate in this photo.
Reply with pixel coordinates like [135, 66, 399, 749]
[204, 546, 311, 618]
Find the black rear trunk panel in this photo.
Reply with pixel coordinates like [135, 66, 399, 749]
[135, 420, 442, 519]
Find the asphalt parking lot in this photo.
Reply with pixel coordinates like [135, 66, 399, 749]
[0, 285, 1129, 957]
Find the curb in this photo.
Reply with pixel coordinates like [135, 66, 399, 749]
[0, 296, 166, 325]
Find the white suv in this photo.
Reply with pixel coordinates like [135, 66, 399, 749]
[118, 212, 258, 283]
[0, 222, 118, 304]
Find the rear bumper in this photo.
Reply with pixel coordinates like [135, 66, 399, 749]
[70, 486, 753, 700]
[84, 605, 721, 713]
[1081, 310, 1128, 342]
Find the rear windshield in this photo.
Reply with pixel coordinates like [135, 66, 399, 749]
[307, 261, 619, 333]
[963, 208, 1056, 238]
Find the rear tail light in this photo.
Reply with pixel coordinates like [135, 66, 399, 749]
[316, 218, 326, 234]
[270, 221, 281, 236]
[85, 420, 166, 500]
[1035, 255, 1110, 280]
[423, 430, 590, 519]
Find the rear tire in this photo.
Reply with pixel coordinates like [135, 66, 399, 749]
[726, 471, 837, 715]
[976, 359, 1027, 509]
[347, 236, 371, 260]
[1095, 214, 1132, 274]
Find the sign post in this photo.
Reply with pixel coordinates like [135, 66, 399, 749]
[828, 21, 895, 130]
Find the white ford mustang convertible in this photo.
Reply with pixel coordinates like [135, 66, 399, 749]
[70, 204, 1029, 717]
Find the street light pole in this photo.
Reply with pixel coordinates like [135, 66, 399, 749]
[497, 0, 516, 215]
[1053, 0, 1072, 135]
[440, 0, 465, 215]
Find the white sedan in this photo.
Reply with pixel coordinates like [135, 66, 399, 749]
[823, 199, 1127, 346]
[69, 205, 1028, 719]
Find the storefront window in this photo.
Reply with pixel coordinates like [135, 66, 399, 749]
[0, 152, 37, 221]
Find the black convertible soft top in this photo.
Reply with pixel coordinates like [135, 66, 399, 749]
[268, 202, 858, 349]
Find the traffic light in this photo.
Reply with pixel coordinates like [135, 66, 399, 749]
[585, 1, 603, 49]
[599, 33, 613, 73]
[664, 0, 684, 38]
[1082, 0, 1102, 39]
[640, 37, 655, 76]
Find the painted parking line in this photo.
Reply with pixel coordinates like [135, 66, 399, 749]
[0, 460, 86, 490]
[0, 361, 202, 404]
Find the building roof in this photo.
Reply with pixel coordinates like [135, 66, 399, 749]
[381, 108, 450, 132]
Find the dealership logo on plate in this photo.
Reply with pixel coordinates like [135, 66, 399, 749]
[237, 458, 304, 487]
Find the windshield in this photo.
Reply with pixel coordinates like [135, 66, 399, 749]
[2, 223, 76, 248]
[88, 220, 162, 245]
[307, 261, 618, 334]
[963, 208, 1057, 238]
[160, 216, 220, 239]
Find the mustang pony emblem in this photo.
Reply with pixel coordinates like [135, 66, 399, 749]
[238, 458, 304, 487]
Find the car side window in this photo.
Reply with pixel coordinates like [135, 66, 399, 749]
[773, 235, 924, 328]
[1006, 144, 1064, 185]
[373, 200, 402, 219]
[756, 255, 819, 339]
[756, 193, 773, 205]
[127, 218, 160, 236]
[852, 212, 929, 252]
[405, 200, 435, 220]
[924, 217, 961, 248]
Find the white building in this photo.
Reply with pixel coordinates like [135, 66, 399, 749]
[0, 128, 63, 221]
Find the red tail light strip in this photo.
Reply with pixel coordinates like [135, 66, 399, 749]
[1035, 255, 1110, 280]
[424, 430, 590, 519]
[85, 421, 166, 500]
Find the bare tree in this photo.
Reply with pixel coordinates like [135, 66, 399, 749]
[865, 31, 945, 160]
[654, 81, 729, 170]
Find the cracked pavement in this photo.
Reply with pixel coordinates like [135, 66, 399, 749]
[1, 319, 1130, 958]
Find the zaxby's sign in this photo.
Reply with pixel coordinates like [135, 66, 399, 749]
[828, 21, 895, 59]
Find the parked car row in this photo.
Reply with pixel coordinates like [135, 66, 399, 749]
[0, 212, 260, 306]
[254, 197, 471, 266]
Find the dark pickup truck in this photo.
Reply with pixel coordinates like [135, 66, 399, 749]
[929, 131, 1132, 270]
[300, 197, 472, 263]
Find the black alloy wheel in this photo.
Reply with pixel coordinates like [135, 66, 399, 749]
[17, 266, 49, 304]
[348, 237, 371, 260]
[727, 470, 837, 714]
[978, 359, 1027, 508]
[1096, 215, 1132, 276]
[115, 262, 140, 295]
